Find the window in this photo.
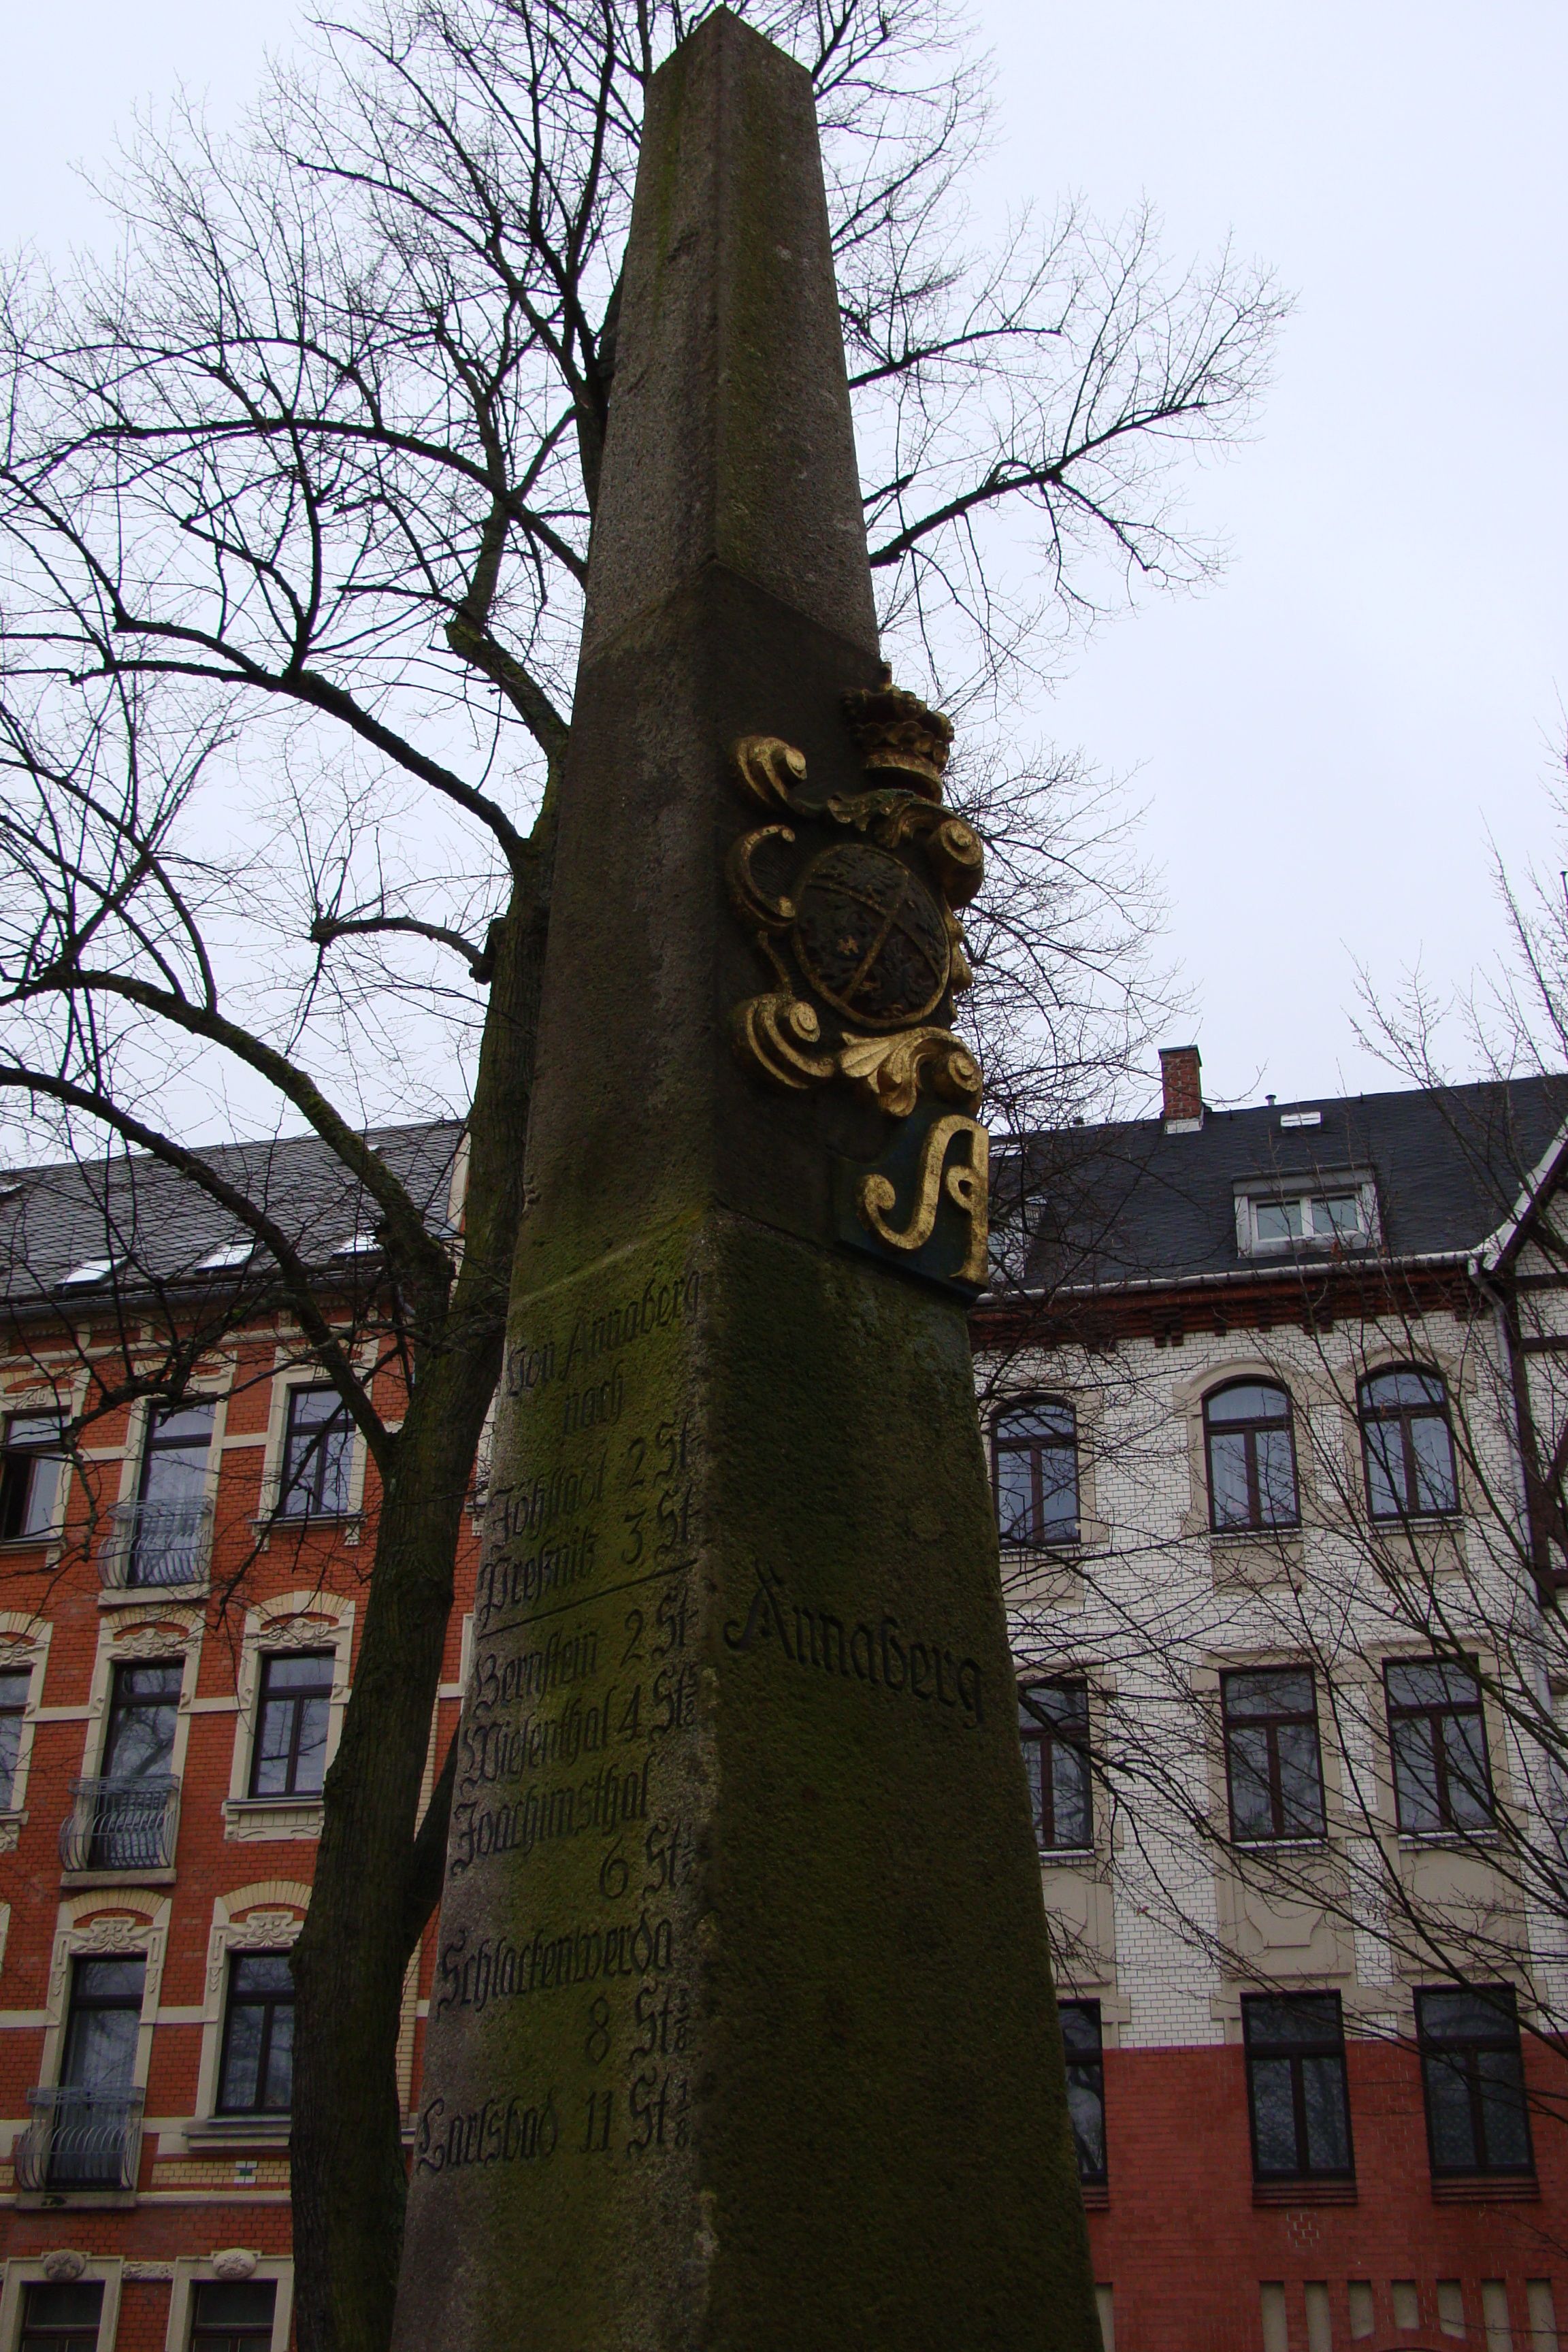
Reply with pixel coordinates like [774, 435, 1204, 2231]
[91, 1659, 182, 1869]
[53, 1955, 145, 2185]
[1256, 1194, 1365, 1243]
[197, 1241, 255, 1271]
[1059, 2001, 1107, 2187]
[278, 1387, 353, 1520]
[57, 1258, 117, 1290]
[101, 1659, 180, 1779]
[249, 1652, 334, 1798]
[130, 1401, 214, 1586]
[1386, 1659, 1492, 1835]
[18, 2283, 103, 2352]
[994, 1401, 1079, 1547]
[1222, 1669, 1326, 1842]
[218, 1953, 295, 2114]
[1018, 1680, 1092, 1851]
[1, 1412, 65, 1541]
[1417, 1987, 1533, 2177]
[189, 2282, 276, 2352]
[0, 1666, 31, 1806]
[1359, 1368, 1459, 1519]
[1239, 1186, 1373, 1254]
[1243, 1993, 1354, 2183]
[1204, 1383, 1299, 1532]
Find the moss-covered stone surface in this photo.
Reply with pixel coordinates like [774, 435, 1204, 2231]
[391, 12, 1101, 2346]
[396, 1211, 1097, 2349]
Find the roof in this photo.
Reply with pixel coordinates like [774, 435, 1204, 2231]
[1004, 1075, 1568, 1296]
[0, 1120, 465, 1312]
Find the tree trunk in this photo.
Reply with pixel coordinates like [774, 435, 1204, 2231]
[289, 827, 554, 2352]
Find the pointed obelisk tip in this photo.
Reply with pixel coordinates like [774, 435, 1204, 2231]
[581, 3, 881, 662]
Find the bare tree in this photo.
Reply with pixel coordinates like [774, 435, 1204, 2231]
[0, 3, 1284, 2345]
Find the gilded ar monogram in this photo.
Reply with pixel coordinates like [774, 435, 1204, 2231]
[725, 674, 984, 1120]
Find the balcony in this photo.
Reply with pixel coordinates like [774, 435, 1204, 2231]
[13, 2087, 144, 2193]
[98, 1498, 213, 1592]
[59, 1777, 180, 1874]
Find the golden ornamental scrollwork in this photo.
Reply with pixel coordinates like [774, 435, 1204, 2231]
[836, 1028, 982, 1118]
[856, 1113, 990, 1288]
[725, 670, 983, 1120]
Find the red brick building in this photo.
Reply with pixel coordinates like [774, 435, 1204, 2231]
[0, 1124, 470, 2352]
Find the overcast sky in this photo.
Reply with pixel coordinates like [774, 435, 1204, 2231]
[3, 1, 1565, 1113]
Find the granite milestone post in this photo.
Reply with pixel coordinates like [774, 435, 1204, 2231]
[390, 14, 1100, 2346]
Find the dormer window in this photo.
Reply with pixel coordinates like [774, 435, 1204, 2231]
[197, 1240, 255, 1271]
[1237, 1179, 1377, 1257]
[57, 1256, 118, 1290]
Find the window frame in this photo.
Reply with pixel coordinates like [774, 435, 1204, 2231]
[225, 1595, 353, 1828]
[0, 1408, 68, 1546]
[215, 1949, 295, 2117]
[0, 1664, 31, 1809]
[1358, 1365, 1461, 1522]
[135, 1401, 216, 1504]
[1384, 1656, 1494, 1837]
[34, 1898, 169, 2149]
[16, 2281, 107, 2352]
[1203, 1380, 1301, 1535]
[1221, 1667, 1328, 1845]
[191, 1886, 309, 2133]
[247, 1652, 335, 1800]
[59, 1953, 147, 2094]
[1241, 1990, 1356, 2185]
[163, 2261, 293, 2352]
[43, 1954, 150, 2193]
[1017, 1677, 1094, 1855]
[1416, 1984, 1535, 2180]
[1058, 1998, 1108, 2188]
[275, 1384, 356, 1523]
[992, 1398, 1081, 1550]
[0, 2264, 122, 2352]
[0, 1624, 48, 1829]
[186, 2279, 278, 2352]
[1235, 1176, 1378, 1259]
[97, 1656, 184, 1781]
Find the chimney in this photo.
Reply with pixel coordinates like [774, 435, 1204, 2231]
[1160, 1044, 1203, 1134]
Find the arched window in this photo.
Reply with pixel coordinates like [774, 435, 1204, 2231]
[1358, 1367, 1459, 1520]
[993, 1401, 1079, 1548]
[1204, 1382, 1299, 1532]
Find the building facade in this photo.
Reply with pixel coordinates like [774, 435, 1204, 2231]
[979, 1051, 1568, 2352]
[0, 1126, 471, 2352]
[3, 1064, 1568, 2352]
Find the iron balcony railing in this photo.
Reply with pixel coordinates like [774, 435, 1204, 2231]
[59, 1776, 180, 1873]
[13, 2086, 144, 2192]
[98, 1497, 213, 1590]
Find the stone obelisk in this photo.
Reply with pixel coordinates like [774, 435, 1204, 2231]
[391, 14, 1100, 2347]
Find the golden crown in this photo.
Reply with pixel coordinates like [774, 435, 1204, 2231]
[841, 666, 955, 800]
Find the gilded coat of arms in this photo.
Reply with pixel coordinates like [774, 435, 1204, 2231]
[726, 672, 990, 1289]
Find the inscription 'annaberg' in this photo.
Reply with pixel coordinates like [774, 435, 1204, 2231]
[724, 1563, 984, 1725]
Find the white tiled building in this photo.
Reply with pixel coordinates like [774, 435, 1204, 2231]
[973, 1049, 1568, 2352]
